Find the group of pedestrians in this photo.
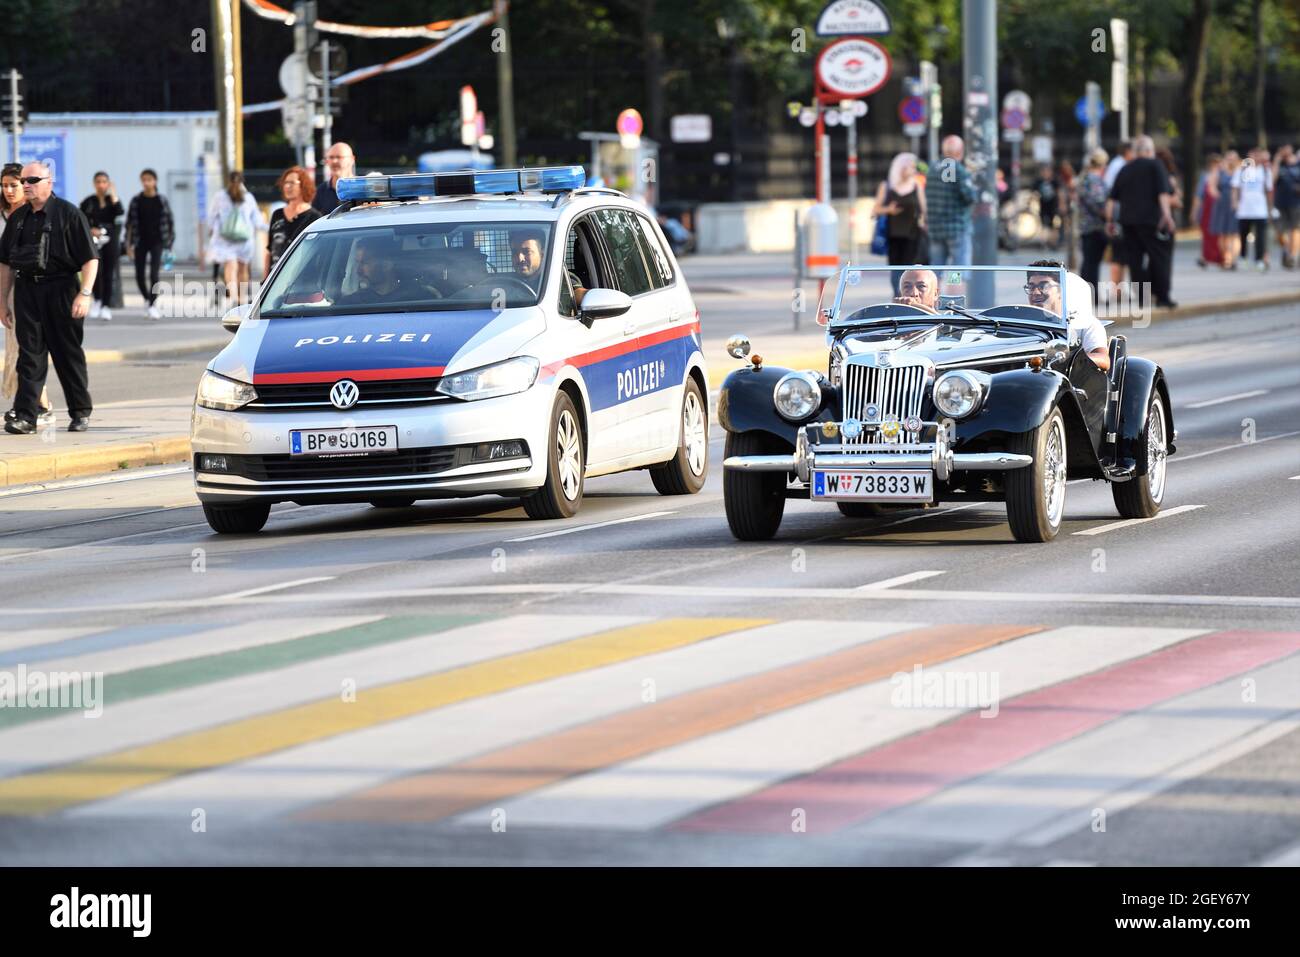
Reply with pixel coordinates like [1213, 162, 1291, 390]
[1192, 144, 1299, 271]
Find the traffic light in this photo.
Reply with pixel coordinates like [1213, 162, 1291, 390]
[1, 70, 25, 134]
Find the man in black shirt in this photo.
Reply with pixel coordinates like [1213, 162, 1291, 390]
[1105, 136, 1177, 309]
[0, 161, 99, 433]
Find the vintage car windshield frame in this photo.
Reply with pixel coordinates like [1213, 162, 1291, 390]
[828, 264, 1071, 335]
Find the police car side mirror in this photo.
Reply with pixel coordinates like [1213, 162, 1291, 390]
[578, 288, 632, 320]
[222, 303, 253, 334]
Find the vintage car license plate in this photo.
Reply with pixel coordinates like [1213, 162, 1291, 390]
[290, 426, 399, 457]
[812, 470, 932, 502]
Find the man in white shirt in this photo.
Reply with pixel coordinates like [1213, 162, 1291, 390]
[1026, 260, 1109, 371]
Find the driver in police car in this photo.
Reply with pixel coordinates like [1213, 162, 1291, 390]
[511, 227, 586, 306]
[343, 235, 406, 305]
[893, 267, 940, 313]
[1025, 259, 1109, 371]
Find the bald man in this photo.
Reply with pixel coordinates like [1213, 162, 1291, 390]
[925, 134, 977, 266]
[313, 142, 356, 214]
[894, 268, 940, 313]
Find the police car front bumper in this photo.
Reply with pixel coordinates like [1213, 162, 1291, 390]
[191, 388, 553, 505]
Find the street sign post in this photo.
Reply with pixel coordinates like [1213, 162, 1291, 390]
[1080, 81, 1105, 156]
[1110, 18, 1129, 142]
[1, 68, 24, 161]
[920, 59, 939, 168]
[1000, 93, 1029, 217]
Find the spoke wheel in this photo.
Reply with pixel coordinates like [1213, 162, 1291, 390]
[1113, 394, 1168, 519]
[1005, 407, 1067, 542]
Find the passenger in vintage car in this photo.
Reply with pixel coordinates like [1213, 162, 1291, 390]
[893, 267, 940, 313]
[1025, 259, 1110, 371]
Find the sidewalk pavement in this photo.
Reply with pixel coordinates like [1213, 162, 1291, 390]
[1, 245, 1298, 488]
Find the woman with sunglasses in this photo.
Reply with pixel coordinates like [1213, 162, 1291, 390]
[1, 163, 53, 426]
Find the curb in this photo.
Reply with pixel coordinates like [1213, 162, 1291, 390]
[0, 436, 191, 488]
[84, 340, 230, 364]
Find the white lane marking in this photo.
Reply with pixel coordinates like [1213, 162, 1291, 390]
[212, 577, 336, 601]
[1071, 503, 1205, 537]
[1172, 429, 1300, 464]
[0, 520, 212, 564]
[1289, 475, 1300, 480]
[0, 464, 191, 499]
[855, 570, 946, 591]
[10, 583, 1297, 615]
[1184, 389, 1269, 409]
[506, 510, 677, 542]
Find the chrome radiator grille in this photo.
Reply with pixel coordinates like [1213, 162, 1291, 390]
[842, 359, 928, 447]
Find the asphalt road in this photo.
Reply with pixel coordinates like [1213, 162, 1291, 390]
[0, 301, 1296, 866]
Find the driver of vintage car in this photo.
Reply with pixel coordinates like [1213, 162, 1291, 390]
[893, 267, 940, 313]
[1026, 260, 1110, 371]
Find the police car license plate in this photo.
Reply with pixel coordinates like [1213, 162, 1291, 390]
[811, 470, 932, 502]
[290, 426, 399, 457]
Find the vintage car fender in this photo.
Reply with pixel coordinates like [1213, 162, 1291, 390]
[717, 364, 832, 448]
[952, 368, 1079, 442]
[1112, 357, 1176, 475]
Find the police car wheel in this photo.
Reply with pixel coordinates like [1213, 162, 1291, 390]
[650, 378, 708, 495]
[723, 431, 786, 541]
[202, 502, 271, 534]
[523, 391, 585, 520]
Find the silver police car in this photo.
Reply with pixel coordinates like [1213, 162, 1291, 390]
[191, 167, 708, 533]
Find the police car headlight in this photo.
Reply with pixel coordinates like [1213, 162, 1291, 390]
[437, 356, 540, 401]
[196, 370, 258, 411]
[933, 370, 990, 418]
[773, 371, 822, 421]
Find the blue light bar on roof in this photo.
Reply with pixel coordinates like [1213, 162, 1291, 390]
[336, 166, 586, 203]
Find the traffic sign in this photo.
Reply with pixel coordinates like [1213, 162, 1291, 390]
[617, 108, 644, 137]
[902, 122, 926, 138]
[815, 37, 892, 100]
[1001, 107, 1027, 131]
[278, 54, 308, 99]
[899, 95, 926, 125]
[1075, 96, 1107, 126]
[815, 0, 892, 36]
[307, 41, 347, 82]
[670, 114, 712, 143]
[1003, 128, 1024, 143]
[460, 85, 478, 147]
[1002, 89, 1032, 114]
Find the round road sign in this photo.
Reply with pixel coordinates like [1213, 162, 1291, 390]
[617, 108, 644, 138]
[815, 38, 891, 100]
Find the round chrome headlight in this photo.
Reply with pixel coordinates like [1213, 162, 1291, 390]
[773, 371, 822, 421]
[933, 370, 990, 418]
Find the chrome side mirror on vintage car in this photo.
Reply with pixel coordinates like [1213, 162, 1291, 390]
[1046, 340, 1071, 368]
[578, 288, 632, 320]
[221, 303, 253, 334]
[725, 334, 751, 359]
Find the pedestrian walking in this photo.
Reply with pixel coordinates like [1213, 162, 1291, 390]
[124, 169, 175, 319]
[923, 135, 976, 267]
[1105, 135, 1177, 309]
[1104, 141, 1133, 286]
[1211, 151, 1241, 269]
[873, 152, 926, 295]
[1274, 144, 1300, 269]
[1233, 147, 1274, 271]
[1191, 153, 1223, 268]
[1075, 149, 1110, 301]
[0, 160, 98, 434]
[313, 141, 356, 215]
[1031, 164, 1060, 249]
[266, 166, 322, 275]
[207, 171, 266, 307]
[1156, 147, 1183, 298]
[1057, 160, 1077, 266]
[1, 163, 53, 426]
[80, 172, 123, 321]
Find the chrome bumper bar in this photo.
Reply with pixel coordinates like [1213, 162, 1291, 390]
[724, 421, 1033, 482]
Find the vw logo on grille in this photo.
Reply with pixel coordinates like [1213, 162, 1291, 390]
[329, 379, 360, 410]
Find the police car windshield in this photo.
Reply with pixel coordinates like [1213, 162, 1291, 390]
[259, 221, 554, 317]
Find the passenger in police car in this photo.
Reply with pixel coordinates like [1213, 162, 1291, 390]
[341, 235, 420, 305]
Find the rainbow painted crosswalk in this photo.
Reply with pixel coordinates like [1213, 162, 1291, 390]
[1, 612, 1297, 858]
